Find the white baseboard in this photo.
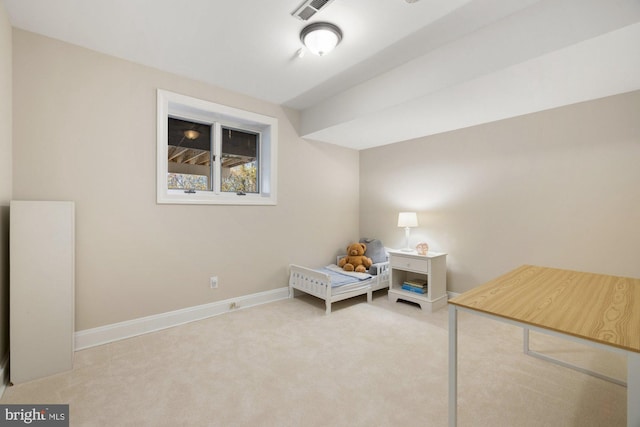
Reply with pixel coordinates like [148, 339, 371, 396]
[447, 291, 461, 299]
[0, 352, 8, 398]
[75, 287, 290, 350]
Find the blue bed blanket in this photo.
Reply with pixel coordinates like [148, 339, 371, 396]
[318, 264, 373, 288]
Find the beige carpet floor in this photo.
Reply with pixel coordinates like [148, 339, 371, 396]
[1, 291, 627, 426]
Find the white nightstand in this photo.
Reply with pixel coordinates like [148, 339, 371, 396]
[387, 250, 447, 312]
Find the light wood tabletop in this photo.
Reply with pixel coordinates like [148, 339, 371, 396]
[449, 264, 640, 353]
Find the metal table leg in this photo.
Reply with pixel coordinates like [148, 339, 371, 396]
[448, 304, 458, 427]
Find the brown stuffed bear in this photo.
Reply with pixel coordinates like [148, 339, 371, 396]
[338, 243, 373, 273]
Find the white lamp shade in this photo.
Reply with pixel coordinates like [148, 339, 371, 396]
[397, 212, 418, 228]
[300, 23, 342, 56]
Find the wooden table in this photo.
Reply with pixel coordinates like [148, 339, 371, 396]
[448, 265, 640, 427]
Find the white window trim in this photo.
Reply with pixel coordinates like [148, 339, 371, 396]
[157, 89, 278, 205]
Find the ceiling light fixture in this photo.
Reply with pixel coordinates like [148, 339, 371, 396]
[300, 22, 342, 56]
[183, 129, 200, 140]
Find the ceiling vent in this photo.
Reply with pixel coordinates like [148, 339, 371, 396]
[292, 0, 336, 21]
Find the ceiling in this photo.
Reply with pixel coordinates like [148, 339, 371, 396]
[4, 0, 640, 149]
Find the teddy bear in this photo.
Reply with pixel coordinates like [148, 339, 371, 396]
[338, 242, 373, 273]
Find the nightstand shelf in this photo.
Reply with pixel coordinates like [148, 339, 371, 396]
[387, 250, 447, 312]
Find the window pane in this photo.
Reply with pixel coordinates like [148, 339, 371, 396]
[220, 127, 259, 193]
[167, 118, 212, 190]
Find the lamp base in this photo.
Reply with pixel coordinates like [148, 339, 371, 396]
[402, 227, 413, 253]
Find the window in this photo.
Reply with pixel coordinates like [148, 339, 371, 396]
[157, 89, 277, 205]
[220, 126, 259, 194]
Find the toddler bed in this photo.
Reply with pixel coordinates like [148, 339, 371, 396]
[289, 239, 390, 314]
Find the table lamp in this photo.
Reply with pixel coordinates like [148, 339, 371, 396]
[397, 212, 418, 252]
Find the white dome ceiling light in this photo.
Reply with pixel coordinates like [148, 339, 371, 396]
[300, 22, 343, 56]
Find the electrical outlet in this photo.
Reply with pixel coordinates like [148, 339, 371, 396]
[210, 276, 218, 288]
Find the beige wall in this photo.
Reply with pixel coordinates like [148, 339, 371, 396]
[360, 91, 640, 293]
[0, 2, 12, 358]
[12, 29, 360, 331]
[12, 25, 638, 331]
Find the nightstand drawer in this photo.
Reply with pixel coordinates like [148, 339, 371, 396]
[390, 256, 429, 273]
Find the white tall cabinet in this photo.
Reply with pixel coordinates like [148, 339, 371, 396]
[10, 201, 75, 384]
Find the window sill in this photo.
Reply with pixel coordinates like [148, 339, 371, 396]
[158, 191, 276, 206]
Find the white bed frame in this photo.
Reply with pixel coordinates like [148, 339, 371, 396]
[289, 260, 390, 314]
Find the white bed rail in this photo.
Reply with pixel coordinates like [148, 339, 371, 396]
[289, 264, 331, 300]
[374, 262, 390, 291]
